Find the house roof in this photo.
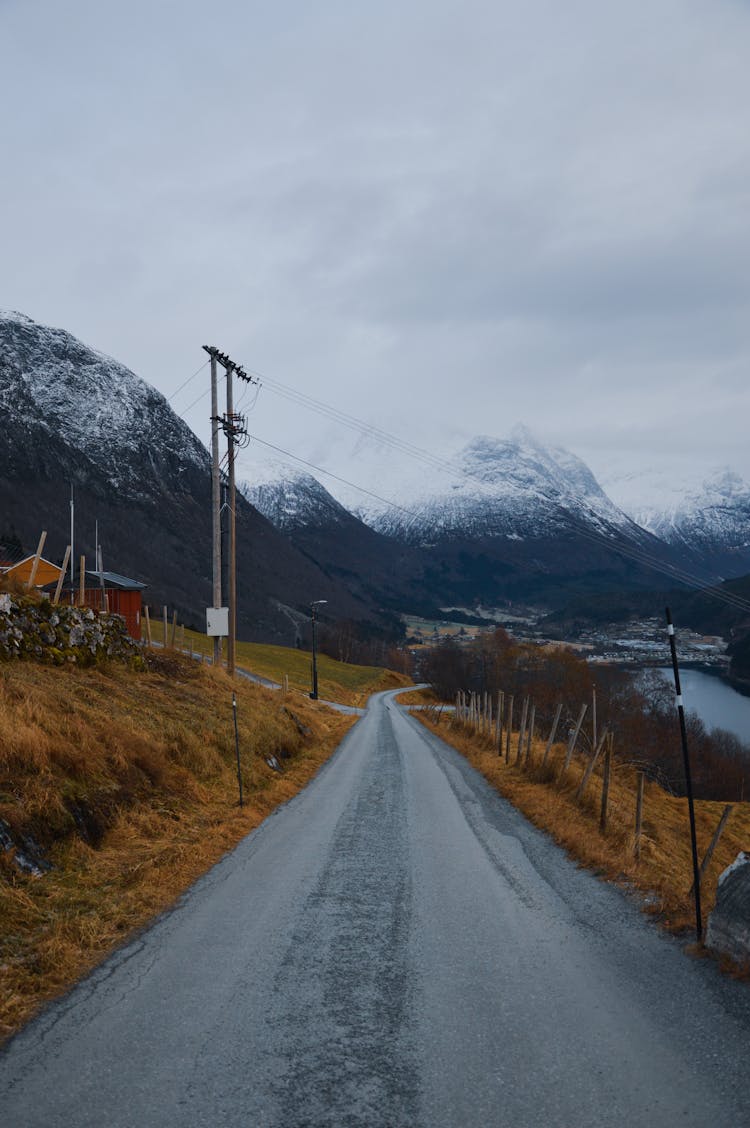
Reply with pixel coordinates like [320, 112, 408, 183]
[84, 570, 147, 591]
[1, 556, 63, 585]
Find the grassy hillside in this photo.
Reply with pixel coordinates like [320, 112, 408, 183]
[146, 618, 412, 705]
[0, 654, 359, 1041]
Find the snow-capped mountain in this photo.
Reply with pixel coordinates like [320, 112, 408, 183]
[368, 427, 647, 546]
[604, 463, 750, 579]
[241, 459, 352, 531]
[241, 426, 689, 608]
[240, 455, 428, 615]
[0, 311, 392, 639]
[0, 309, 208, 501]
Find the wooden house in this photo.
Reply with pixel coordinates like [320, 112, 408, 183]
[79, 572, 146, 640]
[0, 555, 63, 588]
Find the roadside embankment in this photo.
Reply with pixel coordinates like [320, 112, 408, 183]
[415, 708, 750, 958]
[0, 653, 357, 1041]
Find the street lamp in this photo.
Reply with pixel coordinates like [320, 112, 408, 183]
[310, 600, 327, 699]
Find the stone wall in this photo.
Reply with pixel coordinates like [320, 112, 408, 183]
[0, 593, 140, 666]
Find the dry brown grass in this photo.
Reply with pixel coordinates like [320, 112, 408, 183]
[0, 656, 356, 1041]
[394, 686, 439, 706]
[418, 713, 750, 946]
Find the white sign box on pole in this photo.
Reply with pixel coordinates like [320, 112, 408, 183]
[206, 607, 229, 637]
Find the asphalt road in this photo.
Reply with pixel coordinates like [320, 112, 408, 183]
[2, 690, 750, 1127]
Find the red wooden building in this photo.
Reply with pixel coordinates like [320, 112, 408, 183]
[80, 571, 146, 639]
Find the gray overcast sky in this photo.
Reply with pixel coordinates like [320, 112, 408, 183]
[2, 0, 750, 503]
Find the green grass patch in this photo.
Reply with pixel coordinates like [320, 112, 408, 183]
[145, 619, 411, 707]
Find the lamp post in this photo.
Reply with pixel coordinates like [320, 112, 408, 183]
[310, 600, 327, 699]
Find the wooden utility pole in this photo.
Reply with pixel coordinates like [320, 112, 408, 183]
[209, 348, 222, 666]
[225, 359, 237, 678]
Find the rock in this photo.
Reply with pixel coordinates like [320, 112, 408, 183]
[706, 852, 750, 966]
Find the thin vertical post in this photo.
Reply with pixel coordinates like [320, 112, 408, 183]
[497, 690, 504, 754]
[634, 771, 645, 860]
[163, 605, 168, 648]
[666, 607, 702, 943]
[516, 697, 528, 766]
[232, 692, 243, 807]
[78, 556, 85, 606]
[524, 703, 535, 768]
[600, 737, 612, 833]
[69, 483, 75, 604]
[53, 546, 71, 606]
[691, 805, 734, 896]
[505, 695, 514, 763]
[27, 531, 47, 590]
[560, 703, 588, 780]
[144, 606, 152, 647]
[543, 702, 563, 769]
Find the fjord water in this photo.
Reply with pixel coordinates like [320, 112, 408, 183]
[653, 667, 750, 745]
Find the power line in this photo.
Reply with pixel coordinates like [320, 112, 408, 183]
[254, 372, 750, 612]
[168, 359, 209, 403]
[246, 435, 413, 515]
[169, 359, 750, 619]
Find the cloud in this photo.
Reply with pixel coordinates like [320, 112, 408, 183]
[1, 0, 750, 494]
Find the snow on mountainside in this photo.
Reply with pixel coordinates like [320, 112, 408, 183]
[0, 309, 208, 496]
[0, 311, 396, 637]
[240, 457, 352, 530]
[366, 427, 648, 545]
[604, 464, 750, 555]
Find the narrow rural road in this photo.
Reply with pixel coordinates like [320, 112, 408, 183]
[2, 690, 750, 1127]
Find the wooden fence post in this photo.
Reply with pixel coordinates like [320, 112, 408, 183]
[559, 703, 588, 782]
[690, 804, 734, 896]
[78, 556, 86, 606]
[516, 697, 529, 766]
[144, 606, 152, 647]
[600, 736, 612, 833]
[53, 545, 71, 606]
[524, 703, 536, 768]
[542, 702, 563, 769]
[171, 610, 178, 648]
[634, 771, 645, 860]
[496, 691, 504, 754]
[163, 605, 168, 647]
[27, 531, 47, 590]
[576, 729, 609, 801]
[505, 695, 514, 764]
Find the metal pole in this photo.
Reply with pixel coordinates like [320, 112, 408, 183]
[226, 362, 237, 678]
[665, 607, 703, 943]
[232, 692, 243, 807]
[209, 350, 221, 666]
[310, 604, 319, 700]
[69, 483, 75, 604]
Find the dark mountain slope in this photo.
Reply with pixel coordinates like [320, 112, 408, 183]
[0, 312, 390, 641]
